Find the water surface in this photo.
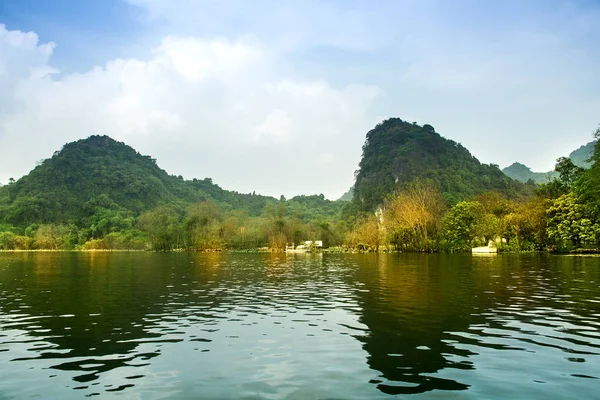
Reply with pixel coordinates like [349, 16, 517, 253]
[0, 252, 599, 399]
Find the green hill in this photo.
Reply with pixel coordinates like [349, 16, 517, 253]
[0, 135, 275, 226]
[0, 135, 349, 250]
[352, 118, 528, 211]
[337, 187, 353, 201]
[502, 140, 597, 183]
[501, 162, 558, 184]
[570, 140, 597, 168]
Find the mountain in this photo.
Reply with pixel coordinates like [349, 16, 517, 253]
[501, 162, 558, 184]
[337, 187, 353, 201]
[570, 140, 597, 168]
[0, 135, 275, 226]
[352, 118, 528, 211]
[502, 140, 597, 183]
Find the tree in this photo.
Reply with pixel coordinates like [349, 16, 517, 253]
[383, 180, 446, 251]
[138, 206, 181, 251]
[574, 125, 600, 214]
[555, 157, 584, 188]
[503, 197, 547, 250]
[546, 193, 598, 251]
[184, 201, 224, 250]
[345, 214, 381, 251]
[443, 201, 486, 251]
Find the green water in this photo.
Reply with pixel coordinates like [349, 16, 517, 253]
[0, 252, 599, 399]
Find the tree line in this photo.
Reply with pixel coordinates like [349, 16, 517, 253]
[0, 127, 598, 253]
[0, 198, 345, 251]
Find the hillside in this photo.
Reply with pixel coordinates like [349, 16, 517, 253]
[0, 135, 276, 226]
[352, 118, 528, 211]
[570, 140, 597, 168]
[337, 188, 353, 201]
[502, 162, 558, 184]
[502, 140, 597, 183]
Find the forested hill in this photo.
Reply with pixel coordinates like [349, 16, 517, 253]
[502, 162, 557, 184]
[502, 140, 597, 183]
[0, 135, 276, 226]
[569, 140, 597, 168]
[352, 118, 528, 211]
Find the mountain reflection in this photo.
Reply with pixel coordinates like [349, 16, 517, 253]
[348, 253, 600, 395]
[0, 252, 599, 398]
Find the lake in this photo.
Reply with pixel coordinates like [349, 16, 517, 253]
[0, 252, 599, 399]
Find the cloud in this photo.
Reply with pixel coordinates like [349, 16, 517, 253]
[2, 0, 600, 198]
[123, 0, 600, 173]
[0, 24, 381, 199]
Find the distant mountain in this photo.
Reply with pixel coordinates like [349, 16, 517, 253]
[0, 135, 276, 226]
[502, 163, 558, 184]
[502, 140, 597, 183]
[570, 140, 596, 168]
[352, 118, 527, 211]
[337, 187, 353, 201]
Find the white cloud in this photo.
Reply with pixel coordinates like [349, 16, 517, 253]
[2, 1, 600, 198]
[0, 25, 380, 199]
[156, 36, 259, 82]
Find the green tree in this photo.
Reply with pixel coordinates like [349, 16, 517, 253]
[184, 201, 224, 250]
[546, 193, 598, 251]
[575, 125, 600, 214]
[138, 206, 181, 251]
[443, 201, 486, 251]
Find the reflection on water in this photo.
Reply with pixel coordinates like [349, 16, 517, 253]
[0, 252, 599, 399]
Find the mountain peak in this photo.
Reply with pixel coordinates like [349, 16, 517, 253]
[353, 119, 526, 210]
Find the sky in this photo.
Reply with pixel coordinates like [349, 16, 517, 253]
[0, 0, 599, 199]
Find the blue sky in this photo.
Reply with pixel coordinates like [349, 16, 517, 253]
[1, 0, 599, 198]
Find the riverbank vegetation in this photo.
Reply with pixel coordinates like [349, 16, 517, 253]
[0, 122, 598, 253]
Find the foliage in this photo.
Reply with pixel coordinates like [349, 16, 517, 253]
[502, 197, 547, 251]
[352, 118, 529, 212]
[442, 201, 487, 251]
[345, 215, 381, 251]
[546, 193, 599, 251]
[574, 126, 600, 215]
[1, 124, 599, 253]
[383, 180, 446, 251]
[138, 206, 182, 251]
[0, 135, 345, 251]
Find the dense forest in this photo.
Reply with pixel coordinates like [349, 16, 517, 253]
[344, 121, 600, 253]
[351, 118, 530, 211]
[0, 120, 598, 253]
[0, 136, 345, 251]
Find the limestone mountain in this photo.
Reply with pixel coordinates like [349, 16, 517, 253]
[570, 140, 597, 168]
[502, 140, 597, 183]
[0, 135, 275, 226]
[352, 118, 528, 211]
[501, 162, 558, 184]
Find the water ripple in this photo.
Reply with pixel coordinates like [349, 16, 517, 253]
[0, 252, 599, 398]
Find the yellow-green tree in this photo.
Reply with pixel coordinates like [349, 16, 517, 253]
[345, 214, 382, 251]
[383, 181, 446, 251]
[184, 201, 224, 251]
[138, 206, 181, 251]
